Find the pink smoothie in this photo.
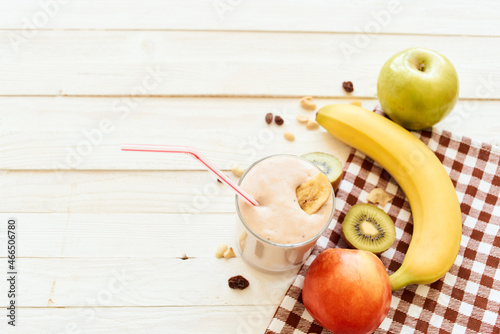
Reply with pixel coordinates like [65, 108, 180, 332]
[238, 155, 334, 245]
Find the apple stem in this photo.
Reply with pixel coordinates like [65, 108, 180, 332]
[419, 63, 425, 72]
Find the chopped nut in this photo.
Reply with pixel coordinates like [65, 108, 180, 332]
[350, 101, 362, 107]
[283, 131, 295, 141]
[274, 115, 284, 126]
[239, 231, 247, 251]
[296, 115, 309, 124]
[306, 120, 319, 130]
[215, 243, 228, 258]
[231, 166, 245, 177]
[223, 247, 236, 259]
[300, 96, 316, 111]
[342, 81, 354, 93]
[367, 188, 394, 206]
[265, 113, 273, 124]
[228, 275, 250, 290]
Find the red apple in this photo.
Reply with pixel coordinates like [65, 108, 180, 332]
[302, 248, 392, 334]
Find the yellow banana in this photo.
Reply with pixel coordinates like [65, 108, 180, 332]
[317, 104, 462, 291]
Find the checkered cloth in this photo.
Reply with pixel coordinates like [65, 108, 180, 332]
[266, 115, 500, 333]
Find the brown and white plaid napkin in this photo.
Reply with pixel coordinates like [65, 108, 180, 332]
[266, 114, 500, 333]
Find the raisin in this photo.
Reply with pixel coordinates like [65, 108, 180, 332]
[274, 115, 284, 126]
[265, 113, 273, 124]
[228, 275, 250, 290]
[342, 81, 354, 93]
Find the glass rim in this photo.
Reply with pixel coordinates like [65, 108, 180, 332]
[235, 154, 336, 248]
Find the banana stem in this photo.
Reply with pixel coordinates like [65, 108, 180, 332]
[389, 271, 409, 291]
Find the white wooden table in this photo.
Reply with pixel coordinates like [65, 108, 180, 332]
[1, 1, 499, 333]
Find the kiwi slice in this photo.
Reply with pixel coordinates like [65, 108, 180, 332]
[301, 152, 343, 191]
[341, 203, 396, 254]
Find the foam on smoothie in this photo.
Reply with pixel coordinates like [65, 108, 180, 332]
[238, 155, 334, 245]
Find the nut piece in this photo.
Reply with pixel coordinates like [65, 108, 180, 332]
[239, 231, 247, 251]
[350, 101, 362, 107]
[306, 120, 319, 130]
[274, 115, 284, 126]
[300, 96, 317, 111]
[296, 173, 332, 215]
[223, 247, 236, 259]
[231, 166, 245, 177]
[215, 243, 228, 258]
[367, 188, 394, 206]
[265, 113, 273, 124]
[228, 275, 250, 290]
[342, 81, 354, 93]
[283, 131, 295, 141]
[296, 115, 309, 124]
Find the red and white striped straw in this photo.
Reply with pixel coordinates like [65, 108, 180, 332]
[121, 144, 259, 207]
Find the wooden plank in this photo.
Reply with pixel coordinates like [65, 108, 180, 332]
[0, 170, 236, 213]
[1, 31, 500, 98]
[1, 0, 499, 37]
[0, 97, 356, 170]
[1, 97, 499, 171]
[0, 257, 298, 308]
[0, 213, 240, 258]
[0, 305, 275, 334]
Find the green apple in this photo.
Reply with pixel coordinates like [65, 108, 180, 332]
[377, 48, 459, 130]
